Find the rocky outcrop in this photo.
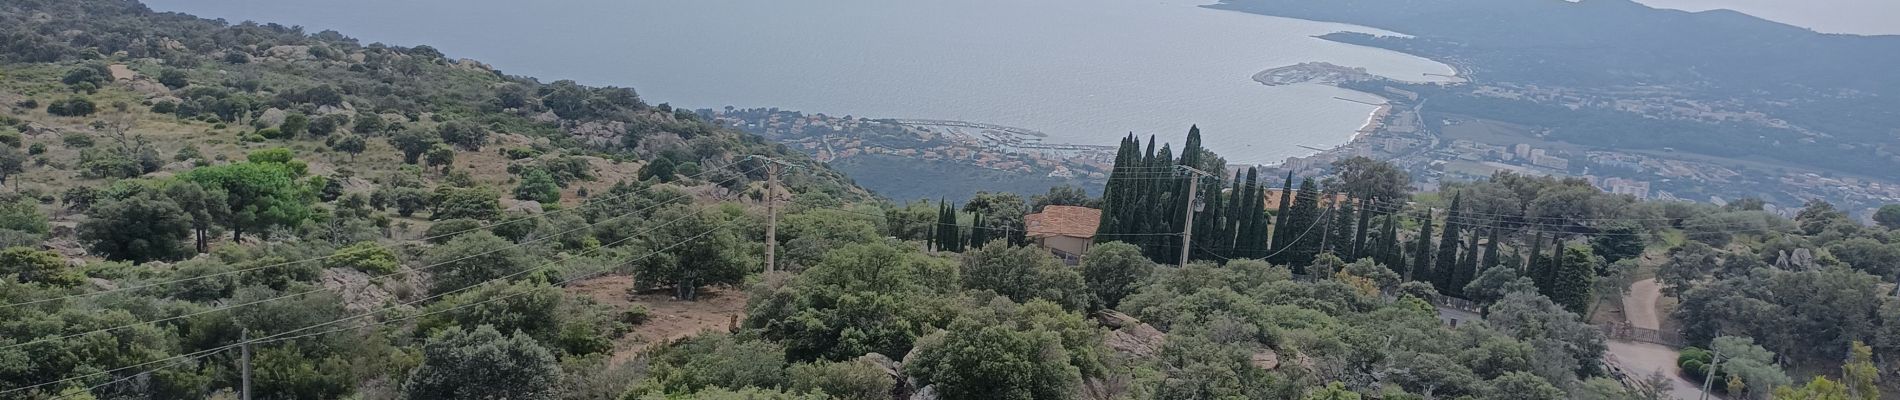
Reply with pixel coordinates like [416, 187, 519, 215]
[1098, 310, 1165, 358]
[257, 108, 288, 128]
[570, 120, 627, 148]
[264, 45, 314, 61]
[909, 385, 939, 400]
[1251, 350, 1280, 370]
[505, 200, 544, 214]
[107, 64, 137, 81]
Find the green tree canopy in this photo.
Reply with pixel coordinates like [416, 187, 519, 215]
[961, 242, 1089, 311]
[180, 160, 312, 242]
[404, 325, 562, 400]
[1080, 241, 1153, 309]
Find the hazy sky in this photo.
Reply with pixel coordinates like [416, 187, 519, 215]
[1635, 0, 1900, 35]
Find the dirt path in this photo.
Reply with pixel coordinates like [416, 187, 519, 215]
[1607, 341, 1706, 400]
[1605, 277, 1711, 400]
[564, 275, 748, 365]
[1624, 278, 1664, 330]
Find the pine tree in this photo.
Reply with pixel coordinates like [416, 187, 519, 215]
[1550, 245, 1596, 314]
[1433, 193, 1464, 292]
[1410, 210, 1434, 283]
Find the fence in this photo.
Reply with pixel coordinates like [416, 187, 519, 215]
[1599, 323, 1685, 347]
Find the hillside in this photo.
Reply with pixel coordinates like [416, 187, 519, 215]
[0, 0, 864, 220]
[3, 1, 1899, 400]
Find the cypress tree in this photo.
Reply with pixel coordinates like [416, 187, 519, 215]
[1281, 178, 1324, 267]
[1455, 227, 1481, 297]
[1409, 210, 1434, 283]
[1154, 144, 1177, 264]
[1379, 213, 1402, 269]
[1229, 170, 1250, 256]
[934, 200, 950, 252]
[1221, 170, 1245, 258]
[969, 210, 988, 249]
[1328, 200, 1356, 257]
[1551, 245, 1597, 315]
[1095, 135, 1136, 242]
[1482, 227, 1502, 272]
[1528, 231, 1550, 294]
[1352, 199, 1372, 260]
[1195, 173, 1225, 262]
[1271, 171, 1294, 250]
[1247, 169, 1272, 258]
[1433, 194, 1464, 292]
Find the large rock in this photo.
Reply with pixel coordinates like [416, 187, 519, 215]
[859, 352, 900, 378]
[908, 385, 939, 400]
[107, 64, 137, 81]
[264, 45, 314, 61]
[1250, 349, 1280, 370]
[320, 267, 396, 313]
[1103, 324, 1165, 358]
[256, 108, 288, 128]
[1096, 310, 1141, 329]
[505, 200, 544, 214]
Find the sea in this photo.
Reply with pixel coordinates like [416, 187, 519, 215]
[143, 0, 1457, 164]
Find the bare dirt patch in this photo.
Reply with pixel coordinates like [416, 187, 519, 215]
[565, 275, 748, 365]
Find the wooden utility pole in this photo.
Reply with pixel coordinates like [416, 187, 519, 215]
[240, 330, 252, 400]
[764, 161, 780, 273]
[752, 156, 795, 274]
[1177, 165, 1217, 268]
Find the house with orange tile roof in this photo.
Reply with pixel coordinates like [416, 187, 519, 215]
[1024, 205, 1101, 264]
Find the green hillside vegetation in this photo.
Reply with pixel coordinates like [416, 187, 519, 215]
[3, 1, 1900, 399]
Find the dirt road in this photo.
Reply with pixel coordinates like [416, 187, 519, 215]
[1604, 277, 1710, 400]
[1624, 278, 1664, 330]
[1607, 341, 1707, 399]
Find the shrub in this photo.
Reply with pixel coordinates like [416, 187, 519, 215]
[325, 242, 400, 274]
[157, 69, 190, 88]
[46, 97, 96, 117]
[61, 133, 94, 148]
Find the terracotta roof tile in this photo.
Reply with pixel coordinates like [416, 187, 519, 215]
[1025, 206, 1101, 239]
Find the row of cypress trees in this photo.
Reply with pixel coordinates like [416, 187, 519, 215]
[1094, 127, 1279, 264]
[1088, 126, 1594, 303]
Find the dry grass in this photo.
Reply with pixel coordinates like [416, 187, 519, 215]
[563, 274, 749, 366]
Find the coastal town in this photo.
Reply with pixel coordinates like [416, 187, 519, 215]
[1266, 82, 1900, 219]
[700, 107, 1117, 180]
[700, 62, 1900, 219]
